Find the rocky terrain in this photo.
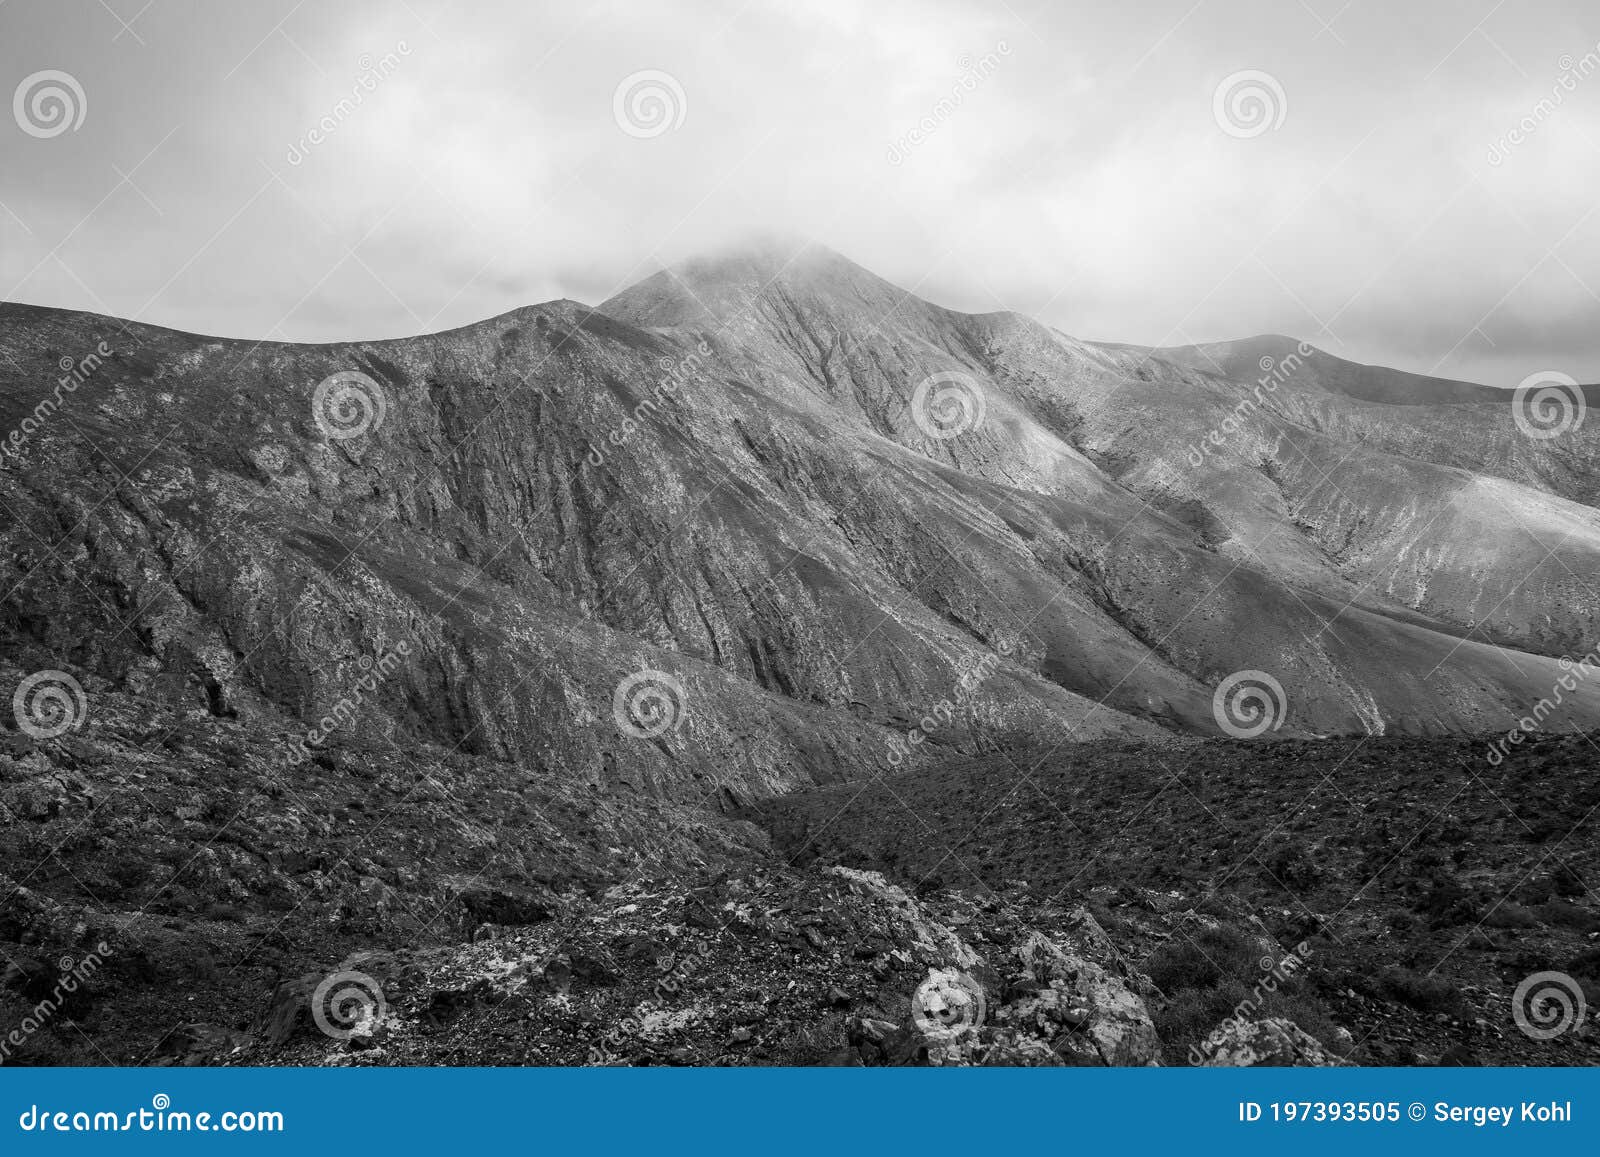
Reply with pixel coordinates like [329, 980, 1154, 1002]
[0, 667, 1596, 1065]
[762, 732, 1600, 1066]
[1, 688, 1594, 1067]
[2, 238, 1598, 1066]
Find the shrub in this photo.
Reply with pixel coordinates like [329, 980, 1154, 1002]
[1517, 876, 1558, 905]
[1147, 921, 1341, 1063]
[769, 1017, 848, 1065]
[1553, 863, 1586, 898]
[1146, 923, 1262, 994]
[1568, 946, 1600, 1002]
[1535, 899, 1600, 933]
[1259, 839, 1322, 893]
[1378, 967, 1463, 1015]
[1385, 908, 1420, 935]
[1159, 978, 1346, 1064]
[1416, 880, 1479, 927]
[1159, 980, 1250, 1060]
[1481, 901, 1538, 930]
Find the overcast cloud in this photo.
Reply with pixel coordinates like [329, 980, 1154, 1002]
[2, 0, 1599, 386]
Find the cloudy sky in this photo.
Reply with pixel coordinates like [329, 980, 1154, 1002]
[2, 0, 1598, 386]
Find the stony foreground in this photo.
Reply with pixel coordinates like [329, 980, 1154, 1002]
[5, 855, 1339, 1067]
[1, 668, 1595, 1066]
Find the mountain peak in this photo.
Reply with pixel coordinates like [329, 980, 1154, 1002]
[599, 235, 908, 330]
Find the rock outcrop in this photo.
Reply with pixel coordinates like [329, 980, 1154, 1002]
[1198, 1017, 1348, 1067]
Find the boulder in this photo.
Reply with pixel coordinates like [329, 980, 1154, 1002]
[1011, 926, 1162, 1066]
[847, 1014, 927, 1065]
[1197, 1017, 1346, 1066]
[155, 1022, 253, 1065]
[827, 867, 980, 970]
[979, 1031, 1066, 1066]
[260, 972, 319, 1045]
[2, 952, 94, 1019]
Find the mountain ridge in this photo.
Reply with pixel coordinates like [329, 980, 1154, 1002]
[3, 240, 1600, 802]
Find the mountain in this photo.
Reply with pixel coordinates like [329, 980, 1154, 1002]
[4, 238, 1600, 1067]
[4, 238, 1600, 809]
